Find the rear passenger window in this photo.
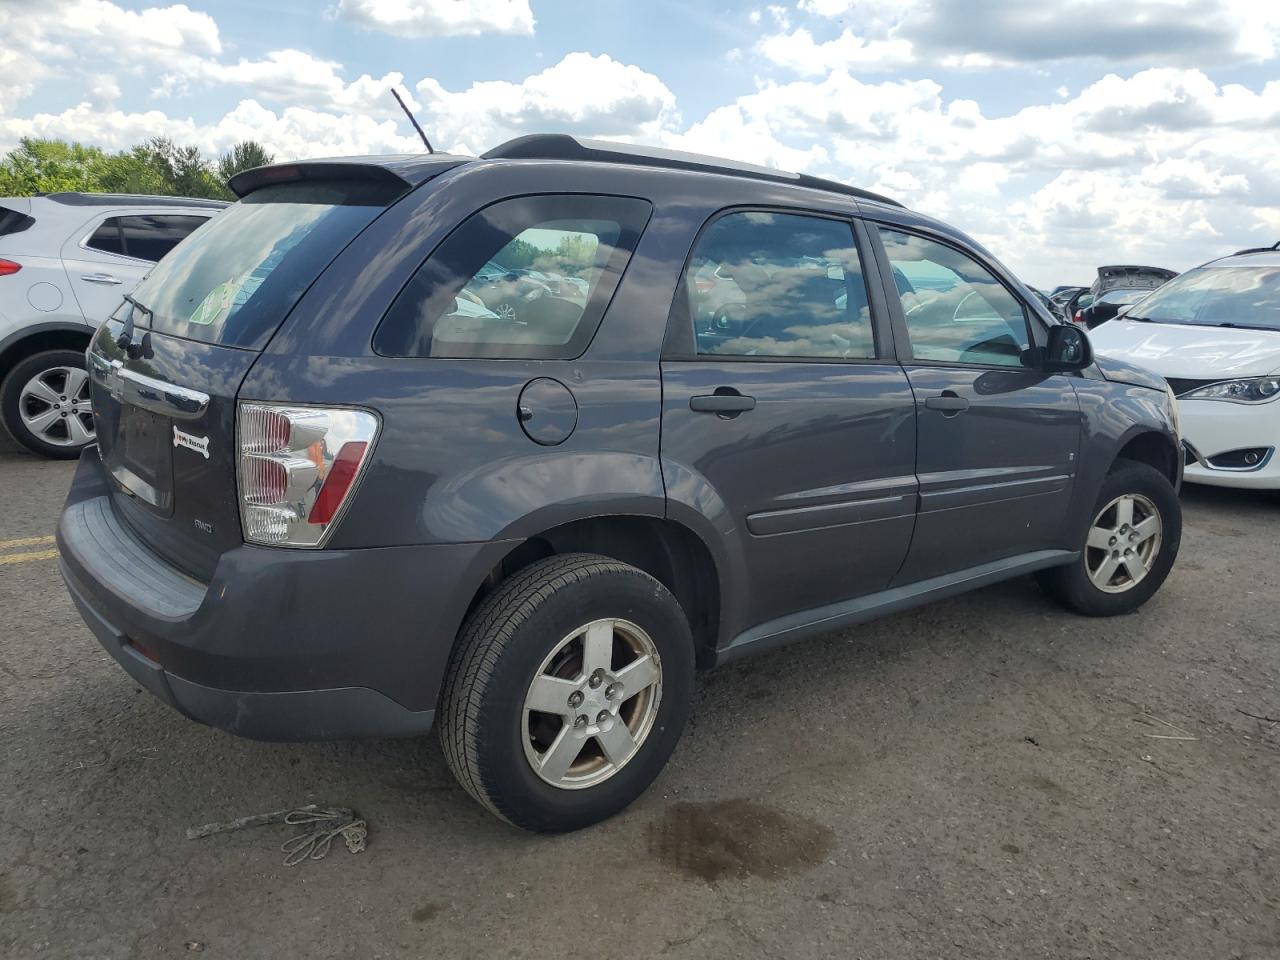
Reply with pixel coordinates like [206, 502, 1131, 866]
[686, 211, 874, 359]
[84, 215, 209, 261]
[86, 219, 125, 255]
[117, 215, 209, 261]
[374, 195, 652, 359]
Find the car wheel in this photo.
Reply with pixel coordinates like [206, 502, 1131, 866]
[494, 301, 518, 322]
[439, 553, 695, 833]
[1, 349, 95, 459]
[1037, 458, 1182, 616]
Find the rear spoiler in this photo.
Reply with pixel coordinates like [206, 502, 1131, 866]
[228, 155, 468, 199]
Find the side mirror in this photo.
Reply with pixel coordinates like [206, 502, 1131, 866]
[1044, 322, 1093, 372]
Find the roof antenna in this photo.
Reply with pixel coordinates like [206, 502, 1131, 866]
[391, 87, 434, 153]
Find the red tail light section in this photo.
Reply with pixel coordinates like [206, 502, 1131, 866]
[308, 441, 369, 524]
[0, 258, 21, 276]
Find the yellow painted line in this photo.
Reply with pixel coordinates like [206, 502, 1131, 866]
[0, 548, 59, 565]
[0, 535, 55, 549]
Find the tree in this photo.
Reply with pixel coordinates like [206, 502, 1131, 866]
[218, 141, 274, 185]
[0, 138, 111, 195]
[0, 136, 274, 201]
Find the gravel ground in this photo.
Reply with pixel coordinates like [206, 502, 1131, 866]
[1, 438, 1277, 959]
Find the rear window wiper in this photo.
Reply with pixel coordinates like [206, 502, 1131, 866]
[118, 294, 154, 358]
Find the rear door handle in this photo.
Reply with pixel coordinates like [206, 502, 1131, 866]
[81, 273, 123, 284]
[690, 393, 756, 414]
[924, 393, 969, 414]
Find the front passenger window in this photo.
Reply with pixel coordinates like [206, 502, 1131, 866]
[878, 228, 1031, 367]
[686, 211, 874, 360]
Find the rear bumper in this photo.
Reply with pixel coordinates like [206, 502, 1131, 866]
[57, 448, 516, 741]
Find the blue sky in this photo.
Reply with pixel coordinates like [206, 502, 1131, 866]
[4, 0, 1280, 286]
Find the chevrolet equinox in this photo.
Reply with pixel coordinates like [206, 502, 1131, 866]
[58, 136, 1183, 832]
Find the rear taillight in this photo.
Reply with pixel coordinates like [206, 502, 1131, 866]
[0, 258, 21, 276]
[694, 279, 715, 294]
[1073, 311, 1084, 325]
[237, 402, 378, 547]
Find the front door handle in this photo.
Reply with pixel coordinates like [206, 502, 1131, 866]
[81, 273, 123, 284]
[690, 392, 756, 414]
[924, 392, 969, 415]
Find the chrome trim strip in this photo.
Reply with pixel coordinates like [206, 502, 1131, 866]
[117, 368, 210, 420]
[1201, 447, 1275, 473]
[87, 353, 210, 420]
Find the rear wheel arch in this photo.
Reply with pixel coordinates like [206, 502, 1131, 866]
[457, 514, 723, 672]
[0, 323, 94, 379]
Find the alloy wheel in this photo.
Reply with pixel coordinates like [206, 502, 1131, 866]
[1085, 493, 1162, 594]
[19, 365, 94, 448]
[522, 618, 663, 790]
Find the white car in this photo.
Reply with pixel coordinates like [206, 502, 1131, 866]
[1089, 247, 1280, 489]
[0, 192, 225, 457]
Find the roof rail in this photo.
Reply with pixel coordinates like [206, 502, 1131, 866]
[44, 192, 229, 209]
[1232, 241, 1280, 256]
[482, 134, 904, 209]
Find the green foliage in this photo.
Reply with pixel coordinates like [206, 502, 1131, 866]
[0, 136, 275, 201]
[218, 141, 274, 184]
[495, 237, 542, 270]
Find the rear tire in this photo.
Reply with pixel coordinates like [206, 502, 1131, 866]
[1, 349, 95, 459]
[1037, 459, 1181, 616]
[439, 553, 695, 833]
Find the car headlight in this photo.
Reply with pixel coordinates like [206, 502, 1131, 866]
[1180, 377, 1280, 404]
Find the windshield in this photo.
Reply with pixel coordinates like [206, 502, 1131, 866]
[127, 179, 399, 349]
[1101, 289, 1148, 305]
[1126, 264, 1280, 330]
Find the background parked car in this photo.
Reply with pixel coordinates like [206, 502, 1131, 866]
[0, 191, 225, 457]
[1077, 287, 1152, 328]
[1089, 247, 1280, 489]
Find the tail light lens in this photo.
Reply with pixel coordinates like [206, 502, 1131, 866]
[1073, 310, 1084, 325]
[237, 402, 379, 547]
[0, 258, 21, 276]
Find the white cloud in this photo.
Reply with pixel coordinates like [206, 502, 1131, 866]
[180, 50, 415, 119]
[759, 27, 914, 74]
[765, 0, 1280, 73]
[333, 0, 535, 37]
[414, 52, 678, 155]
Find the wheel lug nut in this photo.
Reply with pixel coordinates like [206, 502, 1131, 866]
[588, 671, 603, 689]
[1108, 536, 1116, 545]
[568, 691, 584, 708]
[596, 711, 609, 723]
[574, 715, 587, 729]
[605, 683, 620, 699]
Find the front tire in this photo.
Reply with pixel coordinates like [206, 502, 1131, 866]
[1, 349, 95, 459]
[439, 553, 695, 833]
[1037, 459, 1181, 616]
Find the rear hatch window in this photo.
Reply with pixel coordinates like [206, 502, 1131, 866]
[127, 179, 403, 350]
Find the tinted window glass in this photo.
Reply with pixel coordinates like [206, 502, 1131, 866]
[375, 195, 651, 359]
[686, 212, 872, 359]
[86, 218, 125, 255]
[879, 228, 1030, 367]
[0, 206, 35, 237]
[118, 214, 209, 262]
[128, 180, 400, 349]
[1124, 265, 1280, 330]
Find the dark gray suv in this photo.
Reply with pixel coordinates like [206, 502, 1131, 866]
[57, 136, 1183, 832]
